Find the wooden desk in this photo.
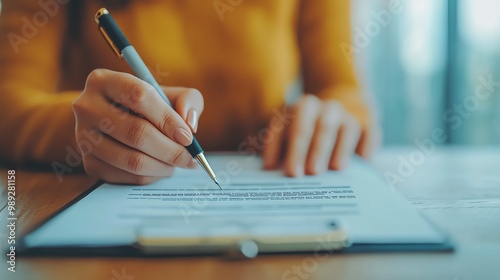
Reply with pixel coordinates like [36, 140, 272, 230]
[1, 148, 500, 280]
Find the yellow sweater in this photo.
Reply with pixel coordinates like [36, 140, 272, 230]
[0, 0, 370, 167]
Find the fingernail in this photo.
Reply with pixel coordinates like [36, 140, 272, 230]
[341, 157, 350, 169]
[188, 159, 198, 169]
[315, 162, 327, 174]
[295, 165, 304, 177]
[334, 157, 349, 170]
[186, 109, 199, 133]
[173, 128, 193, 146]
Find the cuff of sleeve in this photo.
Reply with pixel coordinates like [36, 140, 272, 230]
[0, 90, 81, 168]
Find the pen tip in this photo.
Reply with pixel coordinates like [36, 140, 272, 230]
[215, 179, 222, 190]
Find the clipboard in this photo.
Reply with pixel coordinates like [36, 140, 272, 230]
[136, 222, 348, 258]
[17, 181, 349, 258]
[17, 154, 455, 258]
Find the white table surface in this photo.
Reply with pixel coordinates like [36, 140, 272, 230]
[347, 146, 500, 280]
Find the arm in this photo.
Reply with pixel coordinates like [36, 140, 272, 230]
[263, 0, 381, 176]
[0, 0, 79, 167]
[298, 0, 378, 148]
[0, 2, 203, 186]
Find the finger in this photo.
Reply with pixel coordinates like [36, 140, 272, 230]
[161, 86, 204, 133]
[262, 108, 287, 170]
[90, 134, 191, 176]
[284, 95, 321, 177]
[87, 69, 194, 146]
[79, 102, 195, 168]
[356, 125, 382, 159]
[305, 102, 342, 175]
[329, 115, 362, 170]
[83, 155, 166, 185]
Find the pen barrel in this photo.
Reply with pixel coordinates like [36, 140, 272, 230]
[95, 8, 217, 182]
[122, 45, 202, 158]
[122, 46, 172, 107]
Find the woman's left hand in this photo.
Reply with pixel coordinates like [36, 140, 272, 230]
[263, 94, 379, 177]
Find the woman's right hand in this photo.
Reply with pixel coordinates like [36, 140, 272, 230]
[72, 69, 204, 185]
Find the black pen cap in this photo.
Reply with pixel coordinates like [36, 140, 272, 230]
[95, 8, 131, 58]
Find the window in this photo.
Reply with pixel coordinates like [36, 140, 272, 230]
[355, 0, 500, 145]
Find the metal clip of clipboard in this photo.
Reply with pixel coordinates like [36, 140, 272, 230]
[135, 220, 349, 258]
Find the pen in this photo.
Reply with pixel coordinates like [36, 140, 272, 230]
[94, 8, 221, 189]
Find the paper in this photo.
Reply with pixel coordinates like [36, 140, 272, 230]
[23, 154, 447, 248]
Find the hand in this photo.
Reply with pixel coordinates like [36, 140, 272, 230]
[263, 94, 379, 177]
[72, 69, 204, 185]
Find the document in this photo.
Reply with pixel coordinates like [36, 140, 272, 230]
[22, 154, 448, 252]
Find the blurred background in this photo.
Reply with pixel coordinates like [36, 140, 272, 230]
[354, 0, 500, 146]
[0, 0, 498, 147]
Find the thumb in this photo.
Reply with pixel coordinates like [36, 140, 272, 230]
[161, 86, 204, 133]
